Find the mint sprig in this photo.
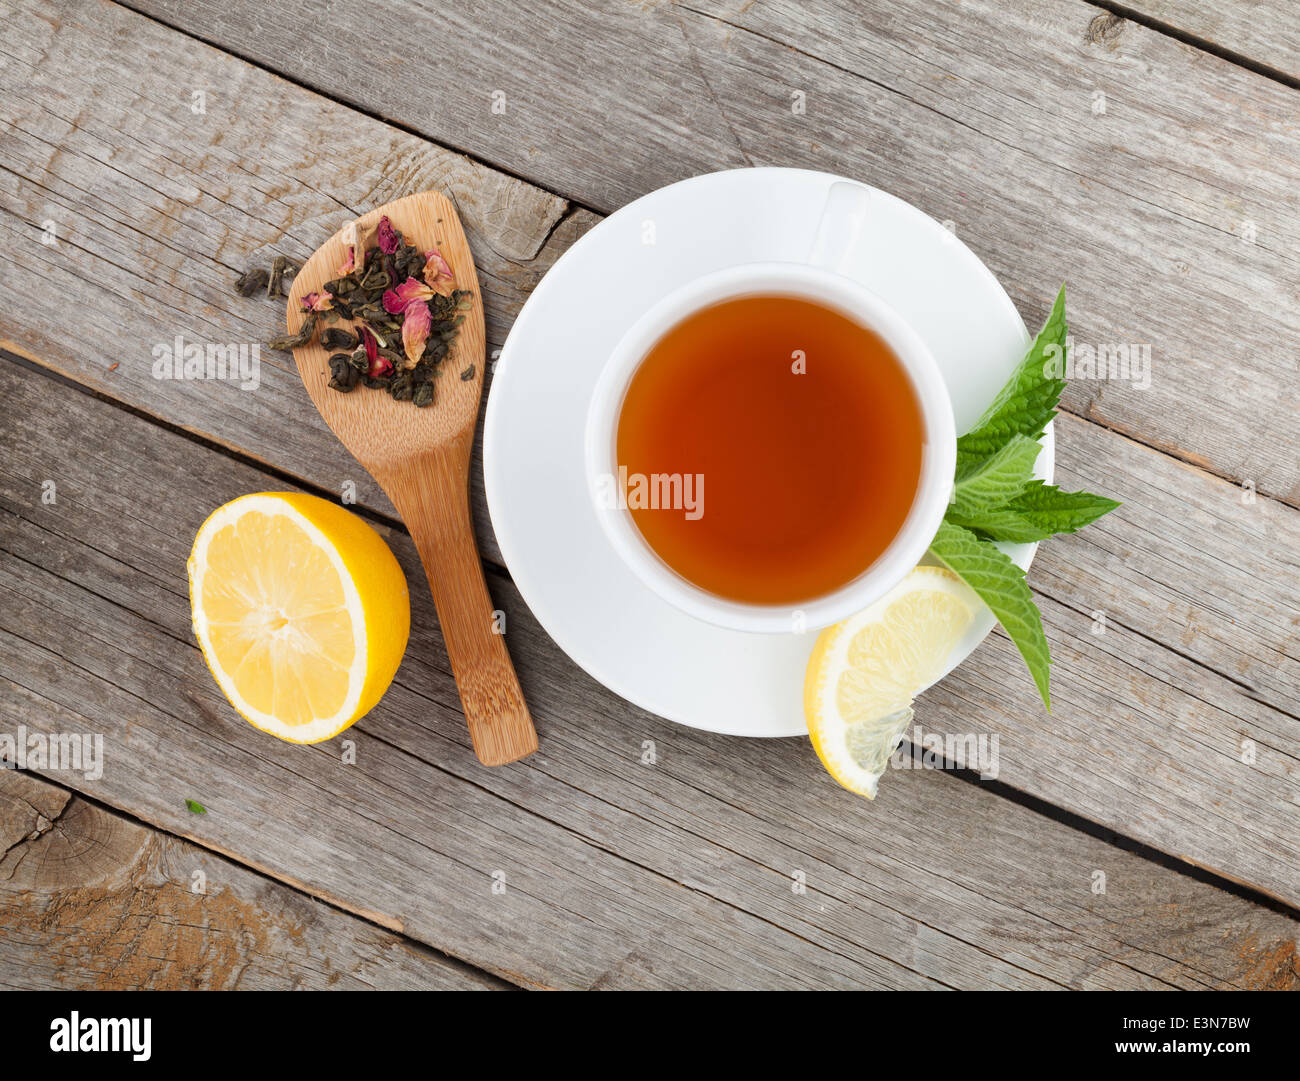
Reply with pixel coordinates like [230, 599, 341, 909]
[948, 481, 1119, 544]
[929, 285, 1118, 709]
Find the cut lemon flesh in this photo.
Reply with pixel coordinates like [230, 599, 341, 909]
[804, 566, 979, 798]
[188, 493, 410, 743]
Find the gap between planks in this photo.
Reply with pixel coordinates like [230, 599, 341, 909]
[1091, 3, 1300, 90]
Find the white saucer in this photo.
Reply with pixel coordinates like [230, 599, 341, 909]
[484, 168, 1052, 737]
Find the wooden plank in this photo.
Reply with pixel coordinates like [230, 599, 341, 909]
[1, 362, 1295, 988]
[118, 0, 1300, 505]
[0, 770, 501, 989]
[1110, 1, 1300, 82]
[1, 0, 1297, 901]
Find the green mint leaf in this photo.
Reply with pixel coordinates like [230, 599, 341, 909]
[950, 481, 1121, 543]
[956, 285, 1068, 466]
[928, 521, 1052, 709]
[185, 799, 207, 815]
[950, 433, 1042, 518]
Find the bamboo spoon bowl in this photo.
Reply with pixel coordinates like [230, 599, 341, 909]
[284, 190, 538, 766]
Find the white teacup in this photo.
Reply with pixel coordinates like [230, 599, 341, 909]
[584, 184, 956, 634]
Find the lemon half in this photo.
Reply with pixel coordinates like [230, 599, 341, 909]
[188, 493, 409, 743]
[804, 566, 979, 798]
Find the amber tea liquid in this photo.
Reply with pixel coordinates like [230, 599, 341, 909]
[615, 294, 924, 605]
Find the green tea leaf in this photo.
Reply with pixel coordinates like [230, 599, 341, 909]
[928, 521, 1052, 709]
[956, 285, 1068, 468]
[950, 433, 1042, 518]
[185, 799, 207, 815]
[949, 481, 1121, 543]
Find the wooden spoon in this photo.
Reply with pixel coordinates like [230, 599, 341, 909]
[284, 191, 538, 766]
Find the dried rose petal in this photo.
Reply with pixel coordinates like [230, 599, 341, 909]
[401, 299, 432, 367]
[337, 246, 355, 275]
[359, 325, 394, 377]
[383, 275, 435, 315]
[377, 215, 400, 254]
[301, 290, 333, 312]
[359, 324, 379, 365]
[360, 326, 391, 378]
[423, 248, 455, 296]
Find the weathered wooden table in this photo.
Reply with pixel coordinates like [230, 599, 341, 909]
[1, 0, 1296, 990]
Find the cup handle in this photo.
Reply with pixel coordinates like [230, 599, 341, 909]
[806, 181, 873, 278]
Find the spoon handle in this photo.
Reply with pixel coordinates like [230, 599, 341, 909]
[382, 453, 538, 766]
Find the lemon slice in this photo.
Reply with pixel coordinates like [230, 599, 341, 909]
[804, 566, 979, 798]
[188, 493, 410, 743]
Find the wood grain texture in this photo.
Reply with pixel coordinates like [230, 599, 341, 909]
[286, 191, 536, 764]
[1111, 1, 1300, 81]
[0, 0, 1295, 900]
[1, 361, 1296, 988]
[121, 0, 1300, 507]
[2, 0, 1297, 987]
[0, 771, 501, 989]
